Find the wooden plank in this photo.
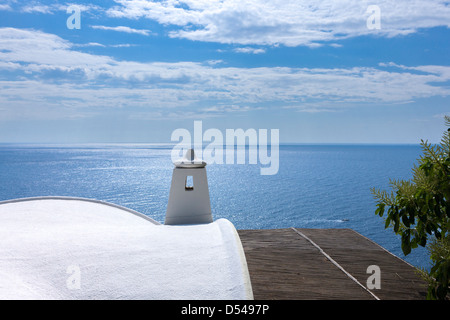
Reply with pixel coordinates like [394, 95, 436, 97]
[237, 228, 428, 300]
[297, 228, 427, 300]
[238, 229, 375, 300]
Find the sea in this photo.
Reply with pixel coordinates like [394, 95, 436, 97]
[0, 143, 431, 270]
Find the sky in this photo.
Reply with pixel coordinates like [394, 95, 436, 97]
[0, 0, 449, 144]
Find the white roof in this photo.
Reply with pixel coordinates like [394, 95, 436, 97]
[0, 197, 253, 300]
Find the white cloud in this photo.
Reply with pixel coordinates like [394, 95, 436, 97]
[0, 28, 112, 69]
[1, 28, 450, 120]
[202, 105, 255, 114]
[205, 59, 224, 65]
[128, 105, 256, 120]
[22, 5, 53, 14]
[233, 47, 266, 54]
[90, 25, 152, 36]
[73, 42, 137, 48]
[73, 42, 106, 48]
[0, 4, 12, 11]
[110, 43, 137, 48]
[107, 0, 450, 47]
[19, 2, 102, 15]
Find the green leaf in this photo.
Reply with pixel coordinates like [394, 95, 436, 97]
[393, 209, 400, 233]
[375, 203, 385, 217]
[384, 216, 391, 229]
[401, 231, 411, 255]
[418, 235, 427, 247]
[411, 239, 418, 249]
[425, 223, 433, 234]
[402, 212, 410, 227]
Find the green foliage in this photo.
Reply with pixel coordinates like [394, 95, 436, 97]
[371, 116, 450, 300]
[417, 237, 450, 300]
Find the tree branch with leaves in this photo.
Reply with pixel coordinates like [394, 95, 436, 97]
[371, 116, 450, 300]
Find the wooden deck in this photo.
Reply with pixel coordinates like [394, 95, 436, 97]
[237, 228, 428, 300]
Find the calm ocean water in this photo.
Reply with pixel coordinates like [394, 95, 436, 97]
[0, 143, 431, 270]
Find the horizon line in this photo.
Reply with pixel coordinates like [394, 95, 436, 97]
[0, 142, 426, 146]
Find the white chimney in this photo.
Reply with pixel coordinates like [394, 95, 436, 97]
[165, 149, 213, 225]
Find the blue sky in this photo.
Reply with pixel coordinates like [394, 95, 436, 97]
[0, 0, 449, 143]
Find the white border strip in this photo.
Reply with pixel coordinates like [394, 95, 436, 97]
[291, 227, 380, 300]
[0, 196, 161, 225]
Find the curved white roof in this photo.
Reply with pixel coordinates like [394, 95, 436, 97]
[0, 198, 253, 300]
